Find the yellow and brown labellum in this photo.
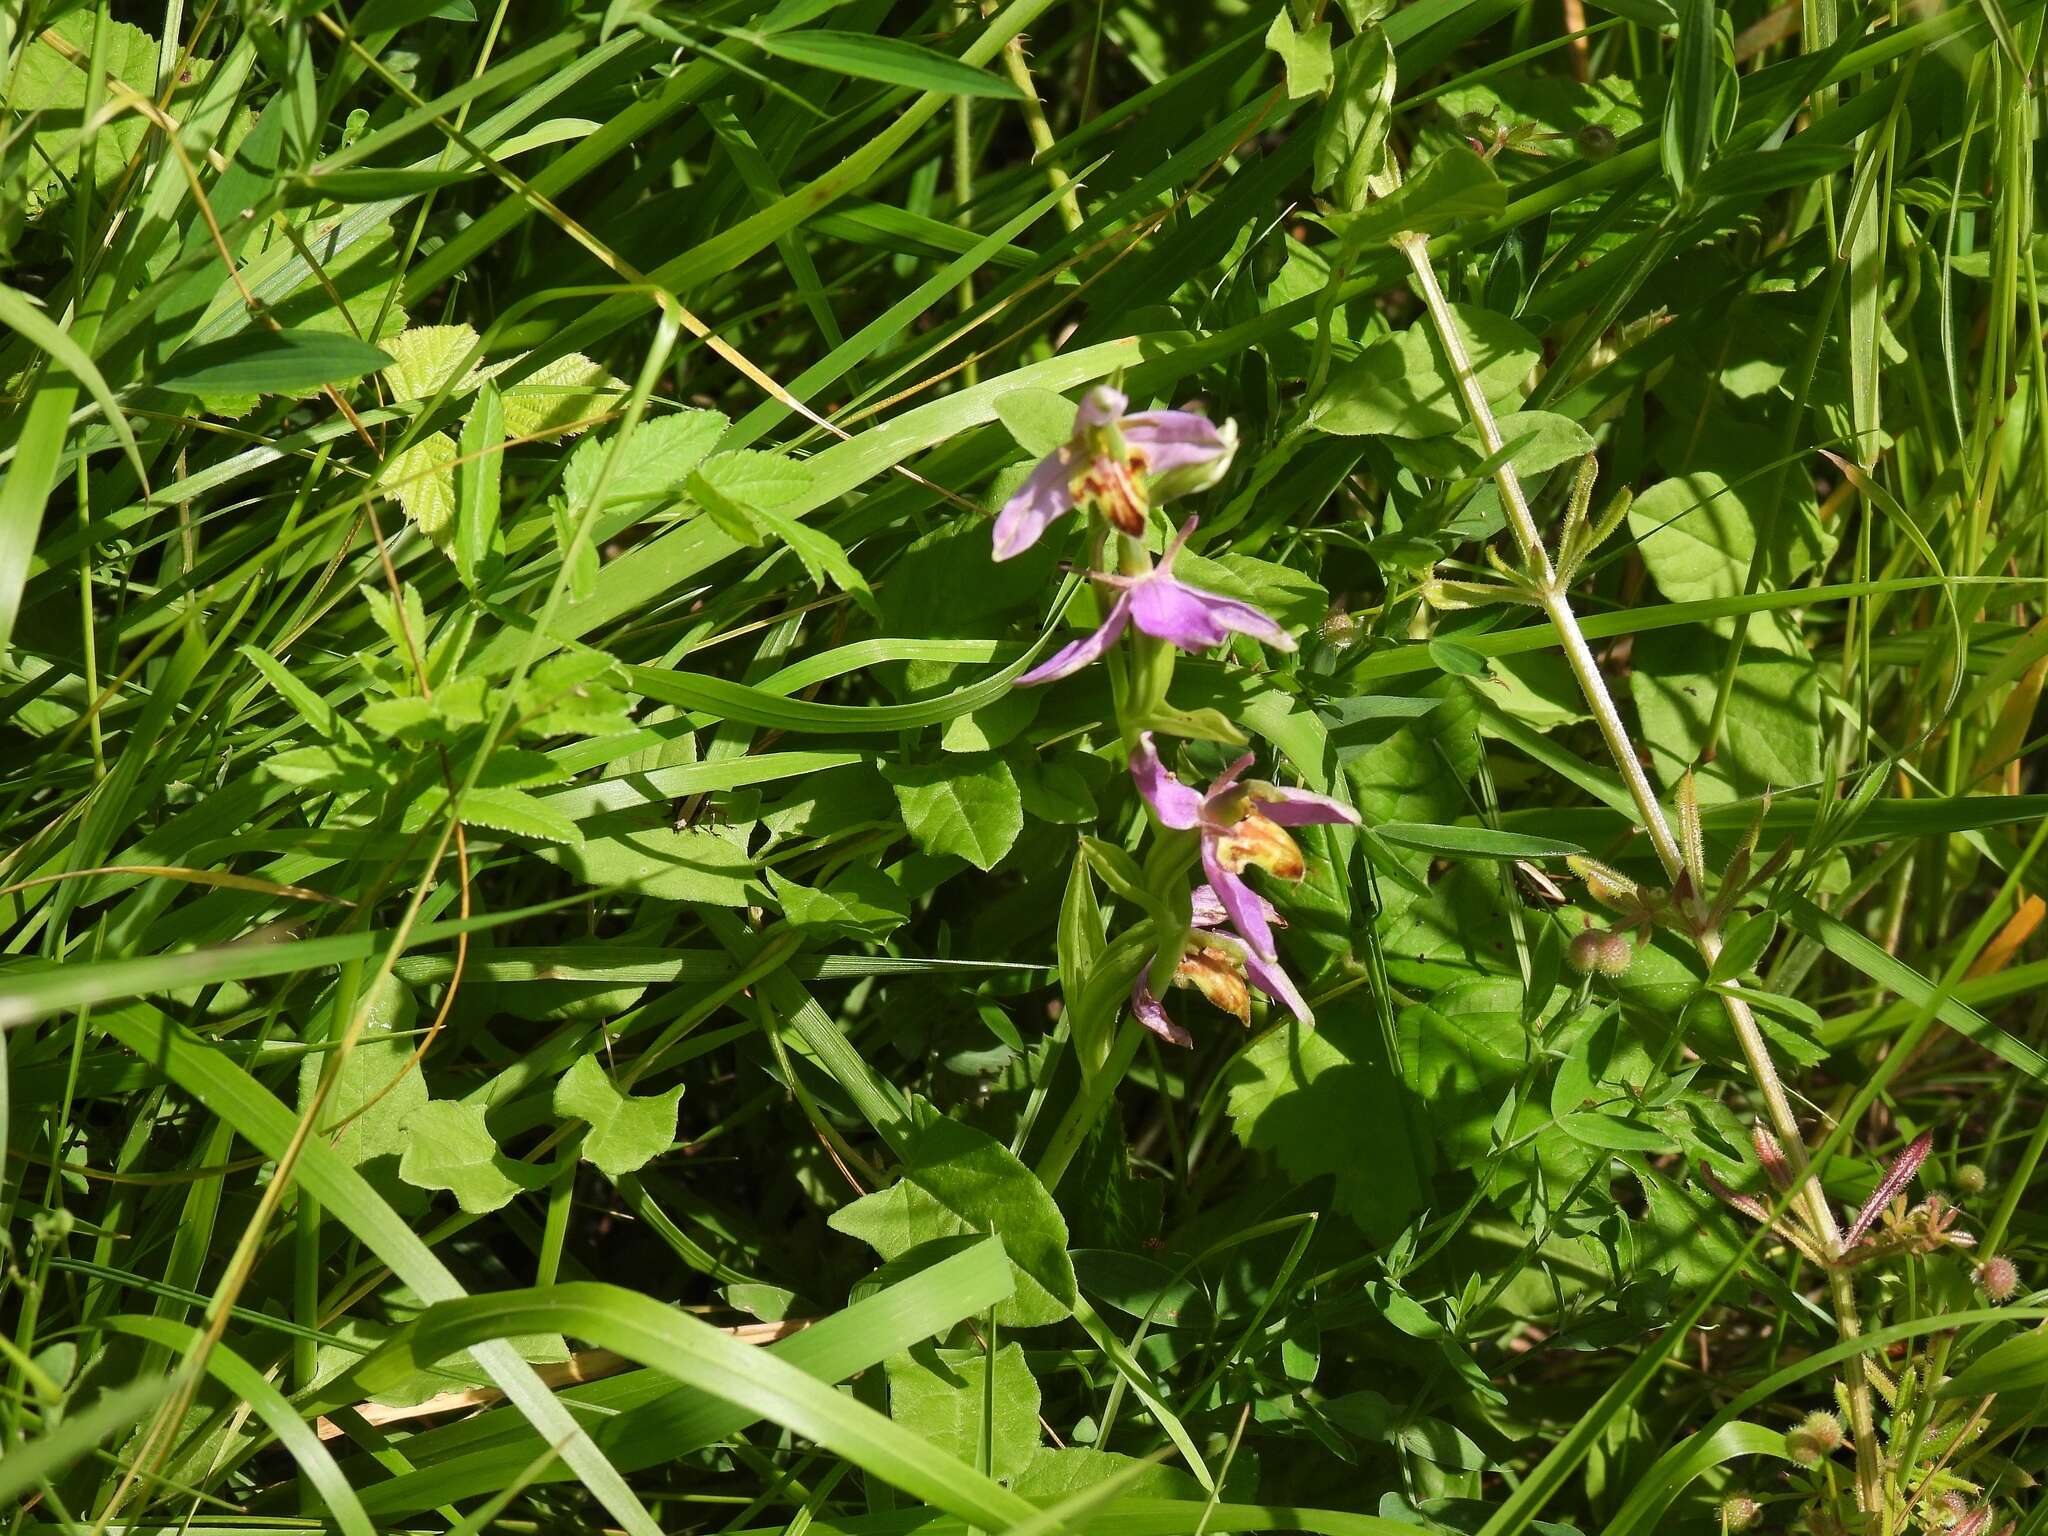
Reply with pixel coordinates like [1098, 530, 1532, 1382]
[1176, 945, 1250, 1023]
[1215, 809, 1306, 881]
[1081, 454, 1149, 534]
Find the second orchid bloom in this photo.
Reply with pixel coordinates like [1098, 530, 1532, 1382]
[1130, 734, 1359, 1045]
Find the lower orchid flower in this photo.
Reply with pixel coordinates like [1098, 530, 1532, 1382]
[1131, 731, 1358, 961]
[992, 385, 1238, 560]
[1018, 517, 1293, 685]
[1131, 884, 1312, 1046]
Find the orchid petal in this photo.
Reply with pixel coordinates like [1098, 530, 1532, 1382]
[1124, 412, 1238, 499]
[1190, 882, 1280, 931]
[1252, 784, 1362, 827]
[1127, 574, 1295, 654]
[991, 449, 1077, 561]
[1126, 574, 1232, 651]
[1017, 594, 1133, 685]
[1243, 945, 1313, 1028]
[1131, 968, 1193, 1048]
[1131, 732, 1204, 829]
[1202, 842, 1278, 961]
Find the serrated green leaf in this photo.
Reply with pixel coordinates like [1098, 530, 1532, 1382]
[499, 352, 627, 438]
[382, 324, 483, 402]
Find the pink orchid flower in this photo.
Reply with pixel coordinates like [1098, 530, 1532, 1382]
[1130, 731, 1359, 962]
[1132, 884, 1311, 1046]
[992, 385, 1237, 560]
[1018, 517, 1293, 685]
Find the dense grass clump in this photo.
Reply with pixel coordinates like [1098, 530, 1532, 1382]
[2, 3, 2044, 1535]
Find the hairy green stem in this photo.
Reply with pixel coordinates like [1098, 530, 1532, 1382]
[1399, 233, 1883, 1522]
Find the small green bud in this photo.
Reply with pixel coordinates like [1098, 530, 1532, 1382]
[1955, 1163, 1987, 1197]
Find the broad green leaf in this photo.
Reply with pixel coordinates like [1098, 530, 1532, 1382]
[883, 755, 1023, 871]
[750, 28, 1027, 99]
[453, 785, 584, 845]
[830, 1112, 1077, 1327]
[1315, 28, 1397, 208]
[553, 823, 760, 904]
[10, 14, 162, 216]
[1627, 472, 1754, 605]
[1265, 8, 1335, 99]
[1323, 145, 1506, 248]
[304, 977, 426, 1170]
[686, 448, 814, 544]
[885, 1343, 1041, 1478]
[1629, 632, 1819, 795]
[158, 329, 395, 395]
[994, 388, 1076, 458]
[766, 866, 911, 939]
[397, 1099, 534, 1213]
[1312, 302, 1538, 438]
[553, 1055, 684, 1179]
[456, 381, 506, 585]
[1226, 999, 1428, 1241]
[1709, 913, 1778, 984]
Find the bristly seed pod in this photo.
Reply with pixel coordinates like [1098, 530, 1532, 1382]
[1719, 1494, 1762, 1532]
[1786, 1409, 1844, 1464]
[1593, 928, 1634, 977]
[1955, 1163, 1987, 1197]
[1977, 1255, 2019, 1302]
[1567, 926, 1605, 975]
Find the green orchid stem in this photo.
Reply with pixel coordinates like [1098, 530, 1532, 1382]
[1397, 230, 1883, 1522]
[1141, 833, 1200, 996]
